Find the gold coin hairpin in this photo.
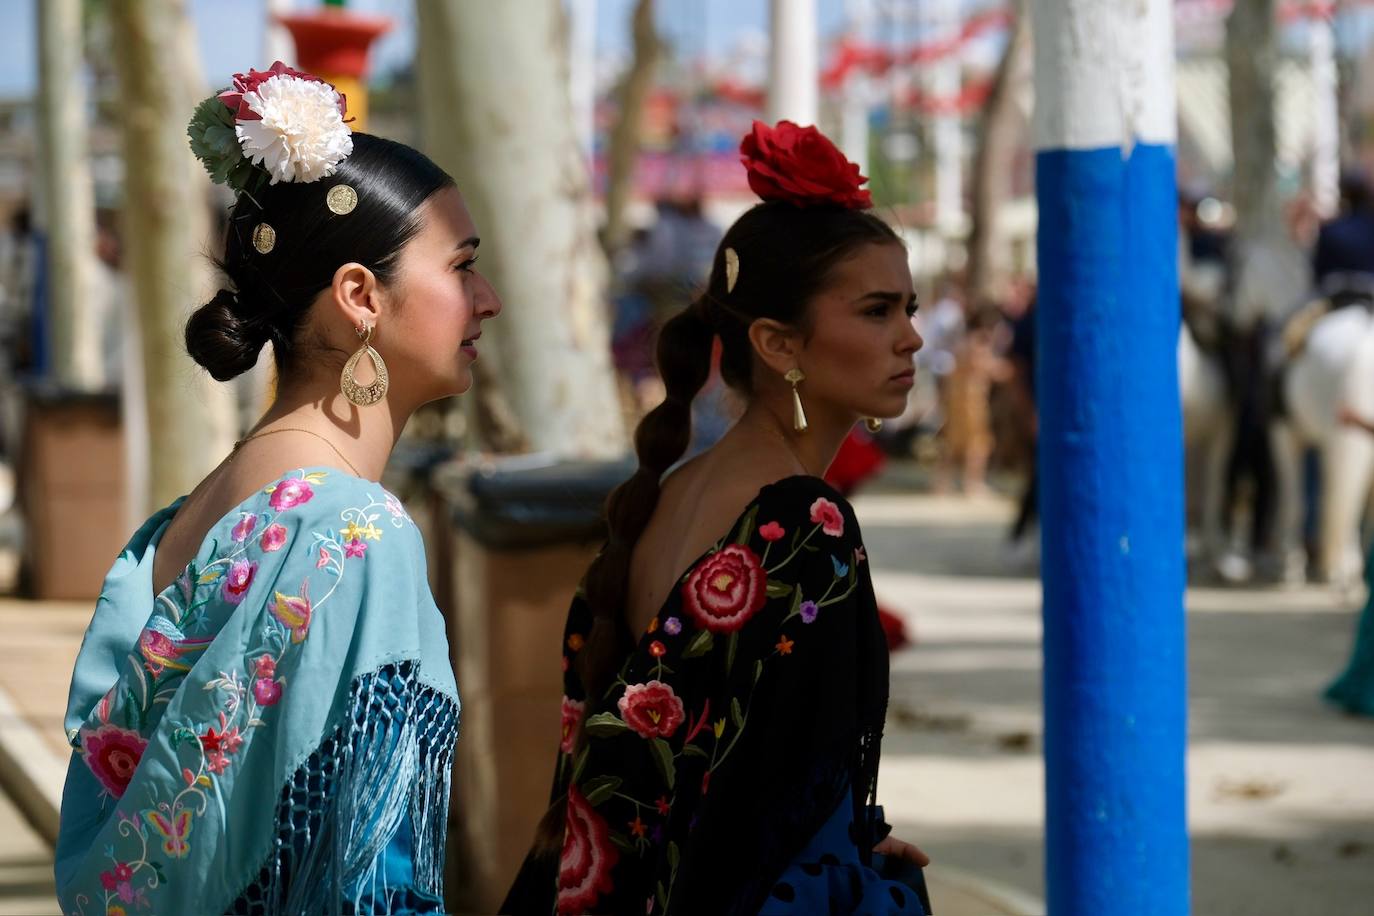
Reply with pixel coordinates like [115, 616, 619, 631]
[326, 184, 358, 215]
[251, 222, 276, 254]
[724, 247, 740, 293]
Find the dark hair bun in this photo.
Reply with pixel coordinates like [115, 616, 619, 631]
[184, 288, 268, 381]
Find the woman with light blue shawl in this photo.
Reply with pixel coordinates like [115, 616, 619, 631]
[55, 62, 501, 914]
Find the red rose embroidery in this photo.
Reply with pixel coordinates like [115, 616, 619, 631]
[617, 680, 686, 740]
[558, 784, 619, 915]
[739, 119, 873, 209]
[681, 543, 767, 633]
[560, 695, 585, 755]
[809, 497, 846, 537]
[759, 521, 786, 542]
[81, 725, 149, 798]
[219, 60, 346, 121]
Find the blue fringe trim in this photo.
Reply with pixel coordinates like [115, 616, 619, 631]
[229, 661, 460, 915]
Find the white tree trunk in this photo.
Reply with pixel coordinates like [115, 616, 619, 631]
[35, 0, 102, 390]
[602, 0, 659, 255]
[967, 0, 1030, 304]
[416, 0, 626, 459]
[110, 0, 237, 512]
[1309, 7, 1340, 220]
[768, 0, 819, 125]
[1226, 0, 1306, 326]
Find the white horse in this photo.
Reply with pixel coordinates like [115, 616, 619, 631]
[1272, 296, 1374, 590]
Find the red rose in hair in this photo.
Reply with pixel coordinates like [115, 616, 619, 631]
[219, 60, 347, 121]
[558, 784, 619, 914]
[682, 544, 768, 633]
[740, 119, 873, 209]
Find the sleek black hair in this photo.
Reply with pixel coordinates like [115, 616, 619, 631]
[185, 133, 454, 381]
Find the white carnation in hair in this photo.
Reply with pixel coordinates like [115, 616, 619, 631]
[234, 74, 352, 185]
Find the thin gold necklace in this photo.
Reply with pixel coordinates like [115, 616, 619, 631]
[231, 426, 363, 478]
[752, 414, 817, 478]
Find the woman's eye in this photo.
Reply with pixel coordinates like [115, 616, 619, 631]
[905, 303, 919, 318]
[865, 305, 889, 318]
[454, 255, 479, 274]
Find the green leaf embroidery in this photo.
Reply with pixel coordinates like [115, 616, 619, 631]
[681, 743, 709, 759]
[581, 774, 622, 806]
[650, 737, 676, 789]
[730, 697, 744, 730]
[656, 881, 668, 910]
[734, 505, 760, 545]
[726, 631, 739, 673]
[584, 712, 631, 737]
[668, 840, 681, 871]
[765, 580, 793, 598]
[609, 831, 636, 854]
[571, 747, 590, 784]
[682, 630, 714, 658]
[754, 659, 764, 683]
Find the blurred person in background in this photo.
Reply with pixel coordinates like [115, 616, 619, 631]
[936, 303, 1012, 496]
[55, 62, 498, 914]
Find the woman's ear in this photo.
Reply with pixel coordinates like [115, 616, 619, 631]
[748, 317, 803, 376]
[329, 261, 381, 330]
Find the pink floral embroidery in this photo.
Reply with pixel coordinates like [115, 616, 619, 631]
[809, 497, 845, 537]
[558, 784, 619, 914]
[259, 523, 288, 552]
[316, 546, 330, 569]
[758, 521, 786, 542]
[221, 559, 257, 604]
[253, 677, 283, 706]
[344, 538, 367, 559]
[81, 725, 149, 798]
[617, 680, 686, 739]
[254, 654, 276, 678]
[268, 477, 314, 512]
[231, 514, 257, 542]
[681, 544, 767, 633]
[560, 696, 585, 755]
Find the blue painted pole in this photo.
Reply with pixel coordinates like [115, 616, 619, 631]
[1031, 2, 1189, 913]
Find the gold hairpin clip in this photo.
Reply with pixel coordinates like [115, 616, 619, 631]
[326, 184, 358, 215]
[252, 222, 276, 254]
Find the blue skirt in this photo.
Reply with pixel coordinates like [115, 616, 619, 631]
[759, 791, 929, 915]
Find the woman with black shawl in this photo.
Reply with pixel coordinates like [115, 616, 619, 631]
[504, 120, 930, 915]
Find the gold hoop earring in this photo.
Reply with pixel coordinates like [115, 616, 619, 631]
[341, 325, 389, 406]
[785, 368, 808, 433]
[865, 417, 883, 433]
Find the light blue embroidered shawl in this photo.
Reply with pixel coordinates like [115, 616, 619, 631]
[54, 468, 460, 914]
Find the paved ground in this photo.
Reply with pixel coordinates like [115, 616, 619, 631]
[858, 487, 1374, 916]
[4, 481, 1372, 914]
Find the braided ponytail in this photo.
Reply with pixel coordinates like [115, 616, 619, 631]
[531, 298, 715, 855]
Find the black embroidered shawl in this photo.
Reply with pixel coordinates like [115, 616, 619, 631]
[503, 476, 891, 915]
